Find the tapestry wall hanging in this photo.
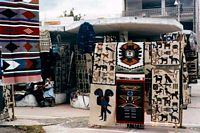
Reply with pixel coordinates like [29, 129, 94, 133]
[116, 42, 144, 74]
[151, 41, 180, 66]
[92, 42, 116, 85]
[0, 1, 41, 84]
[89, 84, 116, 126]
[116, 82, 144, 124]
[151, 68, 180, 124]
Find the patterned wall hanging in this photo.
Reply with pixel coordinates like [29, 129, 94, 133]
[0, 26, 39, 36]
[116, 42, 144, 74]
[0, 1, 41, 84]
[75, 51, 91, 93]
[152, 41, 180, 66]
[144, 42, 152, 64]
[151, 68, 180, 124]
[0, 2, 39, 24]
[116, 82, 144, 124]
[182, 54, 191, 105]
[1, 40, 40, 53]
[92, 42, 116, 85]
[89, 84, 116, 126]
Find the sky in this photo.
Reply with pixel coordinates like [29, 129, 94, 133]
[40, 0, 123, 20]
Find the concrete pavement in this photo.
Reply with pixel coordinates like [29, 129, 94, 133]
[0, 81, 200, 133]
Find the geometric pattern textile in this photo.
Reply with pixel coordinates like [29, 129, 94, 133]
[1, 40, 40, 53]
[116, 82, 144, 124]
[0, 26, 39, 36]
[0, 1, 41, 84]
[116, 42, 144, 74]
[0, 3, 39, 25]
[89, 84, 116, 126]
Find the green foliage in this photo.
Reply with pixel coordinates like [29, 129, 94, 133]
[15, 125, 45, 133]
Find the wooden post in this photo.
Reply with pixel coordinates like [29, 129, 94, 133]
[11, 84, 15, 120]
[179, 105, 183, 127]
[178, 104, 186, 129]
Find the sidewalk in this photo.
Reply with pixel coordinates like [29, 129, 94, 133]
[0, 81, 200, 133]
[0, 105, 89, 126]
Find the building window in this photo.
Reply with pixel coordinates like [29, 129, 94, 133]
[142, 0, 161, 9]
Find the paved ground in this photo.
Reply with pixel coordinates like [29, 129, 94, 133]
[0, 81, 200, 133]
[0, 127, 26, 133]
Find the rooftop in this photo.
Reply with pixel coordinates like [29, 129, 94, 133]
[65, 17, 183, 37]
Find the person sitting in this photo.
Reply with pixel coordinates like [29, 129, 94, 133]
[40, 78, 55, 107]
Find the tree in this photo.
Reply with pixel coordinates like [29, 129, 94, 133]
[61, 8, 82, 21]
[69, 8, 74, 17]
[74, 14, 81, 21]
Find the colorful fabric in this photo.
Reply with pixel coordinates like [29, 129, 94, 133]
[89, 84, 116, 126]
[0, 8, 39, 24]
[3, 57, 41, 72]
[0, 25, 39, 36]
[116, 82, 144, 124]
[0, 1, 41, 84]
[116, 42, 144, 74]
[0, 40, 39, 53]
[92, 42, 116, 85]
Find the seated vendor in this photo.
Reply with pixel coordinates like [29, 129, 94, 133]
[43, 78, 55, 99]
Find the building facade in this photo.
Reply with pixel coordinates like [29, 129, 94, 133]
[41, 17, 74, 31]
[122, 0, 198, 32]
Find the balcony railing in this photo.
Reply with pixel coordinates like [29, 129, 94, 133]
[122, 7, 194, 21]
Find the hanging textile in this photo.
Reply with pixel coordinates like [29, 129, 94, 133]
[116, 42, 144, 74]
[77, 22, 95, 54]
[116, 82, 144, 124]
[0, 0, 41, 84]
[151, 40, 181, 124]
[89, 84, 116, 126]
[115, 42, 145, 128]
[92, 42, 117, 85]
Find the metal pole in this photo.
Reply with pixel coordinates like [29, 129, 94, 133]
[161, 0, 166, 16]
[177, 0, 181, 22]
[193, 0, 196, 32]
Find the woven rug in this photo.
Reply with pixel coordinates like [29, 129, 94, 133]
[0, 1, 41, 84]
[92, 42, 117, 85]
[151, 68, 180, 124]
[151, 41, 180, 66]
[116, 82, 144, 124]
[89, 84, 116, 126]
[116, 42, 144, 74]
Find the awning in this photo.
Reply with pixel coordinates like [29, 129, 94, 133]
[65, 17, 183, 36]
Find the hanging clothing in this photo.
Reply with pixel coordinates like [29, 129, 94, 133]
[77, 22, 96, 54]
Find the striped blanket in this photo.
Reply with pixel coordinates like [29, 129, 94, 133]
[0, 0, 41, 84]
